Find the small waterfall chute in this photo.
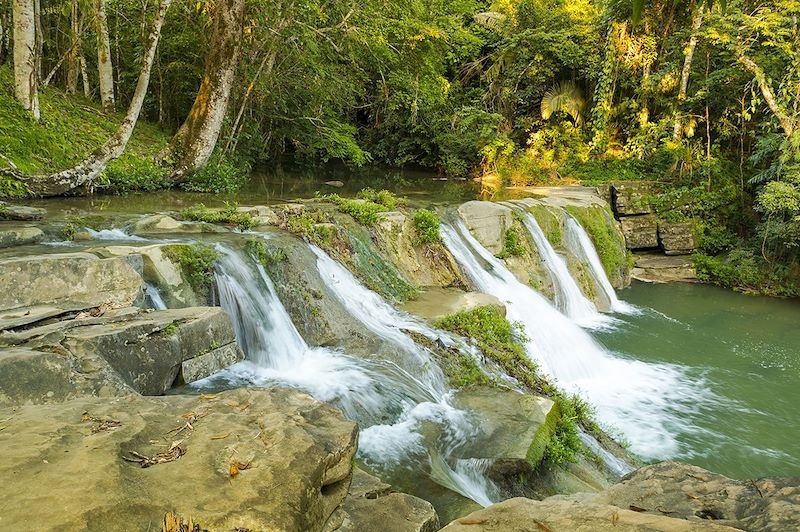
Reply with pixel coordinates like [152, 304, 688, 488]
[144, 283, 167, 310]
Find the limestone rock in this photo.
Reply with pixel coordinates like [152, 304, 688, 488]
[403, 288, 505, 323]
[0, 202, 46, 221]
[0, 226, 44, 248]
[0, 252, 143, 314]
[632, 253, 698, 283]
[332, 469, 440, 532]
[132, 214, 225, 235]
[453, 388, 558, 479]
[237, 205, 278, 226]
[612, 182, 654, 216]
[620, 214, 659, 249]
[458, 201, 513, 255]
[591, 461, 800, 532]
[0, 388, 358, 532]
[441, 497, 737, 531]
[659, 221, 696, 255]
[64, 306, 243, 395]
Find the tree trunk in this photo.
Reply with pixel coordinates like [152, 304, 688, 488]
[12, 0, 39, 119]
[66, 0, 79, 94]
[94, 0, 114, 112]
[79, 54, 90, 97]
[0, 4, 7, 65]
[735, 52, 796, 138]
[13, 0, 172, 197]
[167, 0, 245, 179]
[673, 2, 705, 140]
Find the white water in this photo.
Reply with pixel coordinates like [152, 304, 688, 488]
[516, 209, 611, 329]
[311, 244, 498, 504]
[85, 228, 148, 241]
[442, 221, 711, 459]
[562, 216, 638, 315]
[144, 284, 167, 310]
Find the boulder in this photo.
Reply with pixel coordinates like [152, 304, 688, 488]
[0, 202, 46, 221]
[590, 461, 800, 532]
[132, 214, 225, 235]
[441, 497, 736, 531]
[330, 469, 440, 532]
[0, 388, 358, 532]
[612, 182, 654, 216]
[99, 244, 201, 308]
[64, 306, 243, 395]
[0, 226, 44, 248]
[0, 252, 143, 315]
[620, 214, 659, 249]
[632, 253, 698, 283]
[659, 220, 696, 255]
[374, 211, 466, 289]
[237, 205, 279, 226]
[403, 288, 505, 323]
[453, 388, 559, 479]
[458, 201, 513, 255]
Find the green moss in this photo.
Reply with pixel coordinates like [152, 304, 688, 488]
[412, 208, 442, 245]
[179, 202, 256, 230]
[497, 226, 525, 259]
[544, 395, 593, 465]
[161, 322, 179, 337]
[163, 244, 220, 297]
[318, 189, 406, 226]
[528, 205, 563, 246]
[565, 205, 626, 280]
[246, 239, 287, 268]
[348, 227, 418, 302]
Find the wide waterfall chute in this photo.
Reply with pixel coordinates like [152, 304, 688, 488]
[441, 221, 710, 459]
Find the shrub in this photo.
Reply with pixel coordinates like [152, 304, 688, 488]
[163, 244, 220, 297]
[179, 156, 249, 193]
[337, 198, 387, 225]
[102, 156, 169, 193]
[412, 209, 441, 244]
[497, 226, 525, 258]
[246, 239, 287, 267]
[357, 188, 405, 209]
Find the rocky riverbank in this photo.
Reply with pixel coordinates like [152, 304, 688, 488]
[1, 187, 798, 531]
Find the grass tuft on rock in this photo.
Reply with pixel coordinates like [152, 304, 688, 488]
[163, 244, 220, 297]
[497, 226, 525, 259]
[179, 203, 256, 230]
[412, 208, 442, 245]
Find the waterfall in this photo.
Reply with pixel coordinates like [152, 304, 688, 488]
[562, 216, 638, 315]
[515, 209, 611, 329]
[310, 244, 499, 505]
[208, 243, 497, 506]
[441, 221, 709, 459]
[144, 283, 167, 310]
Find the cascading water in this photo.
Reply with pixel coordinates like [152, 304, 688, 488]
[562, 215, 638, 315]
[310, 244, 499, 505]
[144, 283, 167, 310]
[514, 208, 611, 328]
[205, 243, 497, 507]
[441, 221, 713, 459]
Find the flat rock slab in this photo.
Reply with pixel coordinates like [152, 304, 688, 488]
[513, 187, 607, 209]
[453, 387, 558, 478]
[458, 201, 513, 255]
[0, 202, 46, 221]
[402, 288, 505, 323]
[132, 214, 226, 235]
[0, 252, 143, 314]
[633, 253, 698, 283]
[0, 226, 44, 248]
[0, 388, 358, 532]
[441, 497, 737, 531]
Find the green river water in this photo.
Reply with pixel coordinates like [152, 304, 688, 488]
[599, 281, 800, 479]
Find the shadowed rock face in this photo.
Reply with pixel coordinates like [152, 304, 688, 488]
[0, 388, 359, 532]
[458, 201, 513, 255]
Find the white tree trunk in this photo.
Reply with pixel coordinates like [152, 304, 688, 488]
[673, 3, 705, 140]
[12, 0, 39, 119]
[94, 0, 114, 112]
[66, 0, 79, 94]
[168, 0, 245, 178]
[79, 54, 90, 97]
[20, 0, 172, 196]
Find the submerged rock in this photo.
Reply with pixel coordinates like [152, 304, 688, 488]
[402, 288, 505, 323]
[0, 226, 44, 248]
[441, 496, 736, 531]
[132, 214, 225, 235]
[0, 388, 358, 531]
[458, 201, 513, 255]
[0, 202, 46, 221]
